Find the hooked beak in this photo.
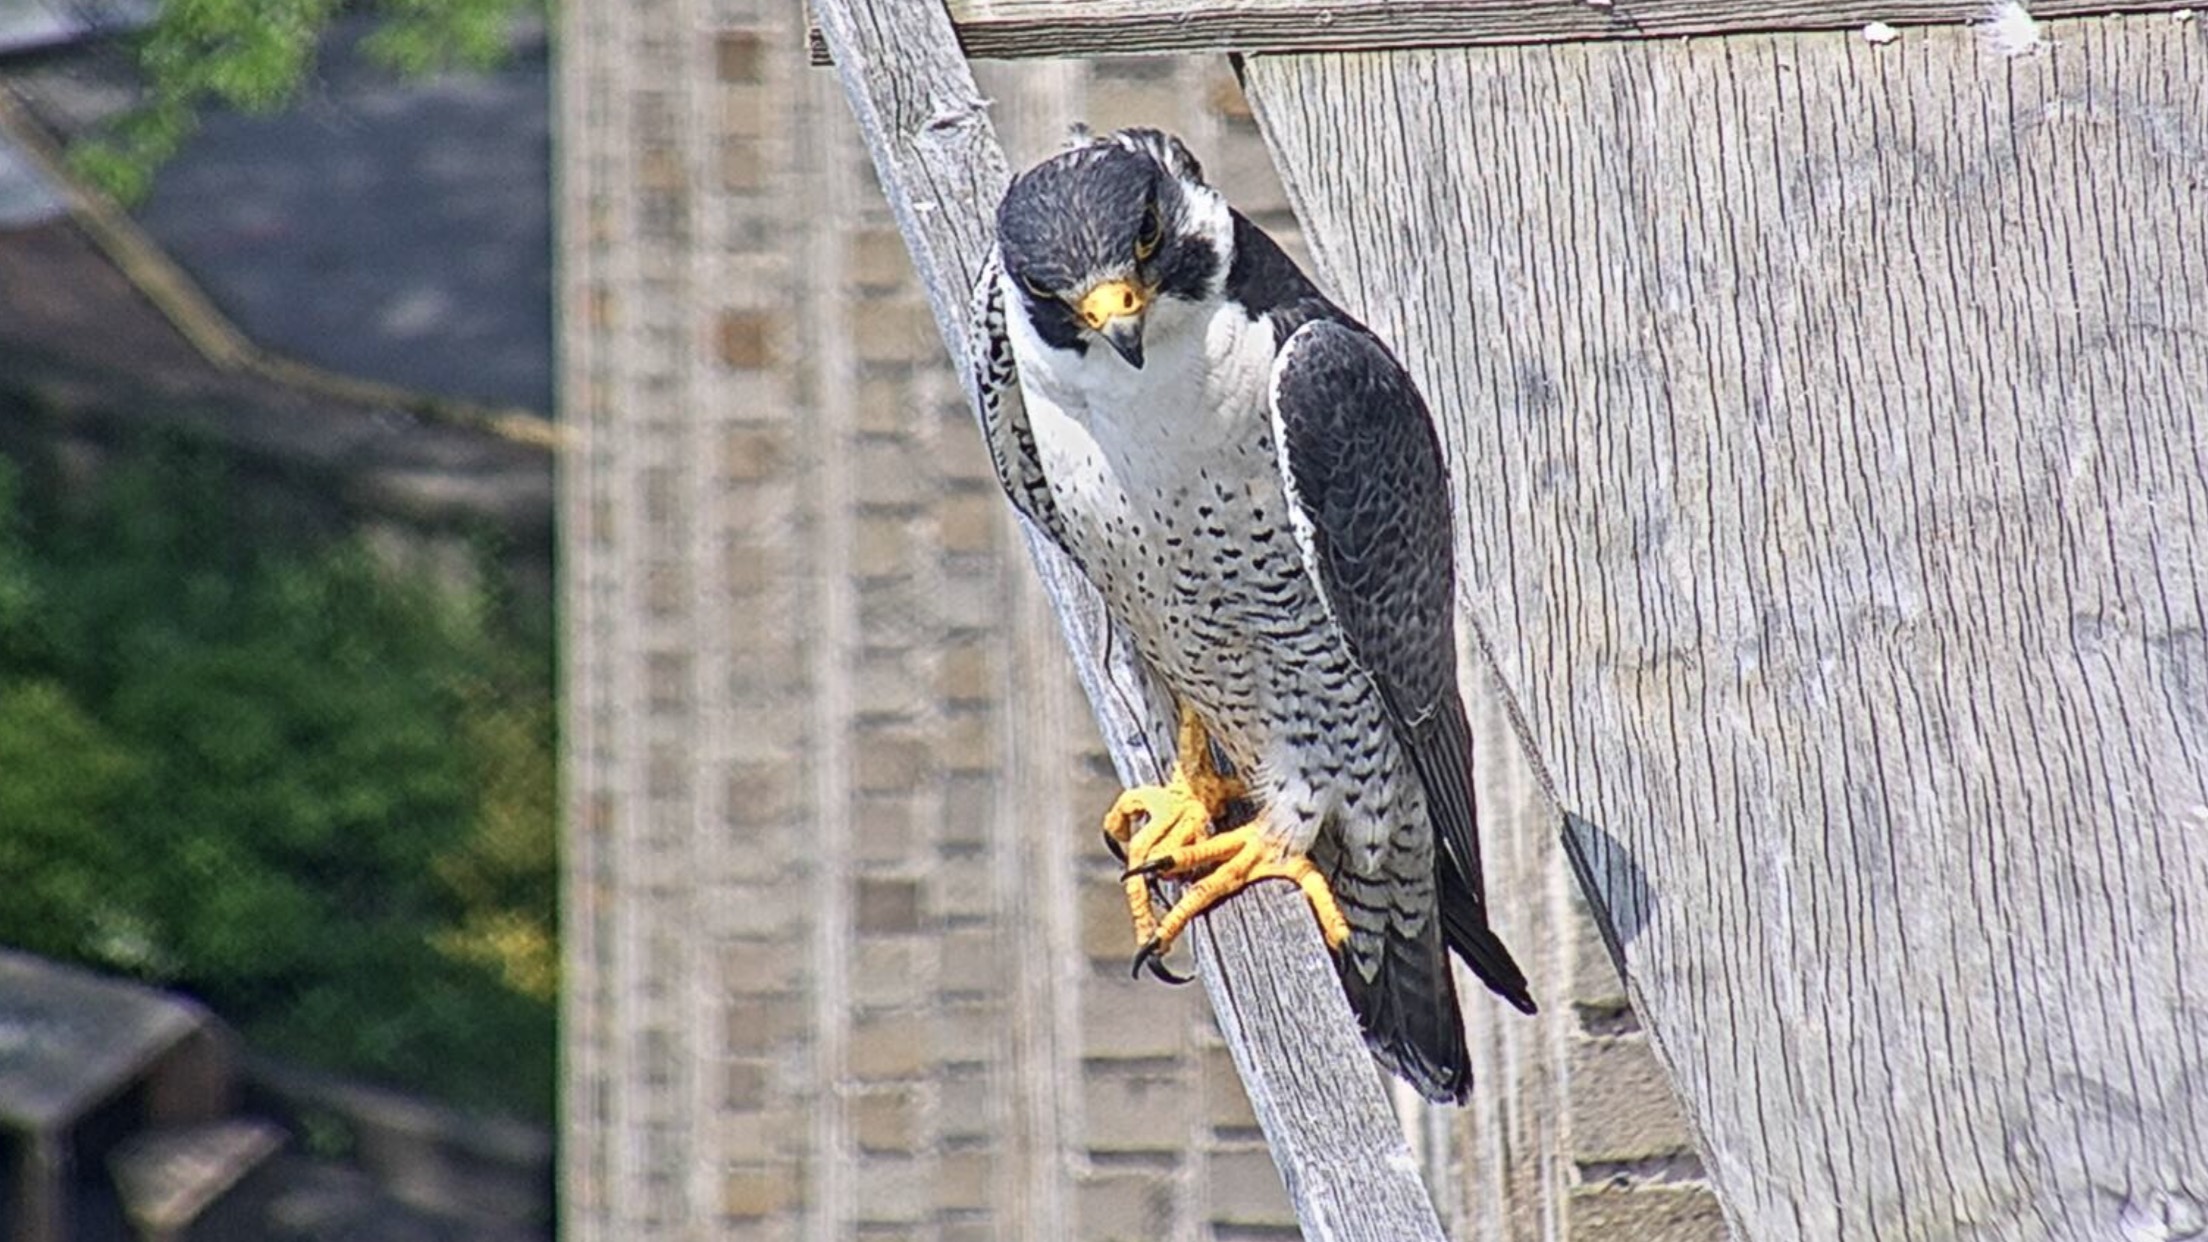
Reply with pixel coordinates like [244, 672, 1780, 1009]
[1077, 279, 1149, 369]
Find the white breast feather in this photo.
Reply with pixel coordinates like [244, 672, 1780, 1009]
[1001, 275, 1277, 517]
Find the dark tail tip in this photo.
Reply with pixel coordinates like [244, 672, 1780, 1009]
[1341, 920, 1475, 1104]
[1364, 1001, 1473, 1105]
[1445, 908, 1538, 1016]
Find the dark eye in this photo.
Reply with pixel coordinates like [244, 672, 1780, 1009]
[1020, 271, 1053, 299]
[1134, 203, 1163, 261]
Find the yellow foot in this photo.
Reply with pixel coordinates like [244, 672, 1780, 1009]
[1127, 822, 1352, 980]
[1102, 704, 1243, 981]
[1098, 704, 1348, 983]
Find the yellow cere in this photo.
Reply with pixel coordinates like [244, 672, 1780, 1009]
[1078, 279, 1149, 330]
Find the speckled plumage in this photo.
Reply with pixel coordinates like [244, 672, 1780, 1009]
[971, 129, 1534, 1101]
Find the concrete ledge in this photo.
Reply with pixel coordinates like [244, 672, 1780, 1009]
[112, 1118, 286, 1241]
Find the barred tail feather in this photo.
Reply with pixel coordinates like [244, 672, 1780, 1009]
[1331, 867, 1473, 1104]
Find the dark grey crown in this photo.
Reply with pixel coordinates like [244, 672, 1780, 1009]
[995, 127, 1223, 322]
[1098, 127, 1206, 186]
[996, 141, 1163, 294]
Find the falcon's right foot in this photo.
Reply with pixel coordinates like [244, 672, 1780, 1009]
[1102, 704, 1244, 981]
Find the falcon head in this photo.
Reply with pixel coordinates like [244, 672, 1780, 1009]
[995, 128, 1231, 370]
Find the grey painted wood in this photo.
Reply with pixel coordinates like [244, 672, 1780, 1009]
[807, 0, 2196, 63]
[1245, 15, 2208, 1238]
[809, 3, 1450, 1236]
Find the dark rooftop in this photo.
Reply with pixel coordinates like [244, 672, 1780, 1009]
[0, 948, 208, 1134]
[4, 12, 551, 415]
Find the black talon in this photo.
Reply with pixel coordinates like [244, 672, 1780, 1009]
[1146, 955, 1195, 986]
[1130, 938, 1157, 980]
[1120, 854, 1175, 881]
[1129, 936, 1195, 986]
[1101, 829, 1127, 864]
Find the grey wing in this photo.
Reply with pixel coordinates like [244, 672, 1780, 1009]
[967, 247, 1072, 553]
[1268, 319, 1535, 1015]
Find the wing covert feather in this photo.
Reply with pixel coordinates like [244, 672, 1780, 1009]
[967, 247, 1073, 554]
[1268, 320, 1534, 1014]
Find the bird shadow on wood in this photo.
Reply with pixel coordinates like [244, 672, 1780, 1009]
[1559, 811, 1653, 989]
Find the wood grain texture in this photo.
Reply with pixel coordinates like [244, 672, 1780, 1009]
[807, 0, 2199, 63]
[808, 3, 1450, 1235]
[1247, 14, 2208, 1238]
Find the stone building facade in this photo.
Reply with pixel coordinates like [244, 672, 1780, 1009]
[557, 2, 1725, 1237]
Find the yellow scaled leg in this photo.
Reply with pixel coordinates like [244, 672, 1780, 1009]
[1100, 704, 1351, 983]
[1131, 825, 1351, 954]
[1102, 705, 1245, 978]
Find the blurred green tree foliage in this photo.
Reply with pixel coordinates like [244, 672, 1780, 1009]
[0, 440, 555, 1118]
[75, 0, 540, 201]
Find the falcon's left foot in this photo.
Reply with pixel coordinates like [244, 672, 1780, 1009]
[1126, 825, 1352, 980]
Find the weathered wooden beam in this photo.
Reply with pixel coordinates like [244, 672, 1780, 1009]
[1243, 15, 2208, 1237]
[807, 3, 1452, 1236]
[809, 0, 2198, 63]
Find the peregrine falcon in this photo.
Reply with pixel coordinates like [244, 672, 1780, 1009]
[970, 127, 1536, 1101]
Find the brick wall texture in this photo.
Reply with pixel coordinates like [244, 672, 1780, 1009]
[558, 4, 1732, 1238]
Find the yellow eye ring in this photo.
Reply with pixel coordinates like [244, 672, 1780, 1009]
[1134, 205, 1163, 261]
[1020, 272, 1053, 299]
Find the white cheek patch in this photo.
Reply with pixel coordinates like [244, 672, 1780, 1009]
[1181, 187, 1235, 298]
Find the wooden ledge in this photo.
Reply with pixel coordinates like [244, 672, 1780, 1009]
[809, 0, 2198, 65]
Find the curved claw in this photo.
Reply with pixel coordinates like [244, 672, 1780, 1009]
[1129, 937, 1159, 980]
[1148, 956, 1195, 986]
[1101, 828, 1128, 864]
[1120, 854, 1176, 881]
[1130, 937, 1194, 986]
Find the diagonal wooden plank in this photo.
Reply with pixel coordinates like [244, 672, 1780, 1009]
[1245, 17, 2208, 1237]
[807, 2, 1454, 1236]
